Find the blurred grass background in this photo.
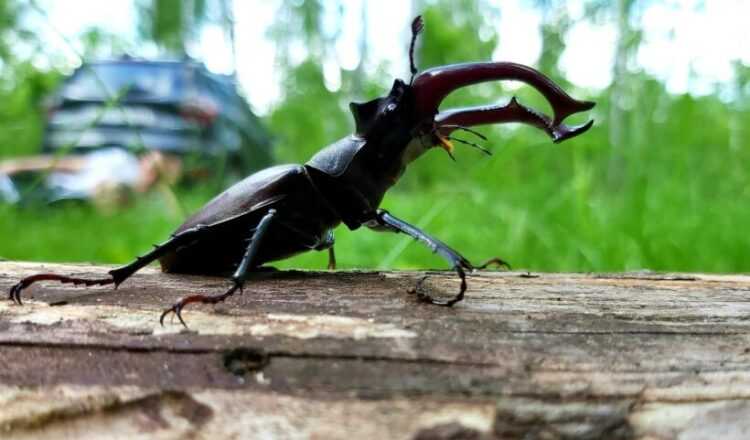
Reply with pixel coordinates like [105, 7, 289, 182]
[1, 0, 749, 273]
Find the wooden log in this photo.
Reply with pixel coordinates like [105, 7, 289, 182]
[1, 261, 749, 439]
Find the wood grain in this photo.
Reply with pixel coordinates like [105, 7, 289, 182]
[1, 261, 749, 439]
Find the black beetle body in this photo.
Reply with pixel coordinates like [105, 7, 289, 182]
[10, 17, 595, 325]
[159, 164, 337, 275]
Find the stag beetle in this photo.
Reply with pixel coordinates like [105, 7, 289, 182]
[9, 17, 594, 326]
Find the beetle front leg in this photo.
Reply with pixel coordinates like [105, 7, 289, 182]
[160, 209, 277, 327]
[365, 209, 474, 307]
[475, 257, 511, 271]
[327, 247, 336, 270]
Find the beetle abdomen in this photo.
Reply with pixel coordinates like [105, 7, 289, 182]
[175, 164, 305, 232]
[160, 164, 342, 275]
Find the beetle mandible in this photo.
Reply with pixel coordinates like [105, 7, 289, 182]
[9, 16, 595, 325]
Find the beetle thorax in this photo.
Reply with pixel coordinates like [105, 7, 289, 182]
[400, 136, 432, 167]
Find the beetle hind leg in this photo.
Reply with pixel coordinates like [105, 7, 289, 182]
[8, 224, 212, 305]
[8, 274, 114, 305]
[160, 209, 277, 327]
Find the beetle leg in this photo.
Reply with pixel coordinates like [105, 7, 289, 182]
[160, 209, 277, 327]
[8, 224, 211, 305]
[314, 228, 336, 271]
[8, 274, 115, 305]
[275, 220, 336, 270]
[328, 247, 337, 270]
[365, 209, 473, 307]
[474, 257, 511, 271]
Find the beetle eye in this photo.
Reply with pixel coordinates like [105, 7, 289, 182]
[385, 103, 397, 112]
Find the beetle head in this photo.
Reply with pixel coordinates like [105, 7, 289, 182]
[347, 76, 425, 184]
[350, 79, 414, 138]
[349, 16, 595, 170]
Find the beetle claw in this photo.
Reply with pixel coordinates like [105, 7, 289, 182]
[175, 306, 187, 328]
[8, 284, 19, 305]
[412, 265, 467, 307]
[158, 283, 242, 327]
[8, 281, 28, 305]
[159, 306, 172, 327]
[159, 302, 189, 328]
[474, 257, 511, 271]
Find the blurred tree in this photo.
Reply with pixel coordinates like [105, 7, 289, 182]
[419, 0, 498, 67]
[606, 0, 640, 184]
[79, 27, 135, 58]
[525, 0, 571, 86]
[265, 0, 350, 163]
[0, 0, 61, 158]
[268, 0, 351, 78]
[730, 61, 750, 153]
[218, 0, 236, 74]
[0, 0, 22, 61]
[136, 0, 236, 70]
[136, 0, 208, 54]
[570, 0, 648, 185]
[351, 2, 368, 96]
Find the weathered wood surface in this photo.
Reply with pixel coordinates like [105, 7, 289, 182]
[1, 261, 750, 439]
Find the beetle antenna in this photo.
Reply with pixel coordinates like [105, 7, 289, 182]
[409, 15, 424, 84]
[448, 136, 492, 156]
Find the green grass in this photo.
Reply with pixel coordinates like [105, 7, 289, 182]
[2, 128, 748, 274]
[2, 74, 748, 273]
